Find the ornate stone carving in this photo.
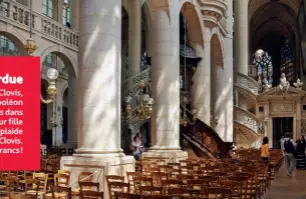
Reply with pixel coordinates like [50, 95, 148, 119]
[234, 107, 257, 133]
[278, 73, 290, 94]
[198, 0, 227, 24]
[236, 73, 259, 95]
[257, 122, 265, 134]
[293, 78, 303, 89]
[262, 76, 271, 92]
[271, 103, 294, 113]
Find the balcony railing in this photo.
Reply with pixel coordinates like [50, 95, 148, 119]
[235, 72, 259, 95]
[0, 0, 78, 49]
[234, 106, 258, 134]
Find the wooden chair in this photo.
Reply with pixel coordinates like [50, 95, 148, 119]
[72, 172, 94, 196]
[161, 180, 182, 195]
[115, 192, 140, 199]
[9, 193, 35, 199]
[45, 185, 72, 199]
[23, 179, 40, 199]
[25, 173, 48, 197]
[80, 190, 103, 199]
[142, 195, 172, 199]
[202, 187, 231, 199]
[108, 182, 130, 199]
[126, 172, 142, 193]
[133, 177, 152, 194]
[139, 186, 162, 195]
[79, 181, 100, 192]
[54, 173, 70, 187]
[151, 172, 168, 187]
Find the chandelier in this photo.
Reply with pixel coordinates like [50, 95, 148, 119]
[125, 80, 154, 120]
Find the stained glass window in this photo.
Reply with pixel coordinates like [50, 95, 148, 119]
[280, 40, 294, 83]
[253, 49, 273, 89]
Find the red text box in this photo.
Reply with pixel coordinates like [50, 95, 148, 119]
[0, 57, 40, 170]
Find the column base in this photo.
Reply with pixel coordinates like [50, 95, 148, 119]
[61, 154, 135, 199]
[142, 147, 188, 162]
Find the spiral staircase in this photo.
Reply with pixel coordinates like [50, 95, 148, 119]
[121, 63, 231, 158]
[234, 71, 264, 148]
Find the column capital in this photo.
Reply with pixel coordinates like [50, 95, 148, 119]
[198, 0, 227, 25]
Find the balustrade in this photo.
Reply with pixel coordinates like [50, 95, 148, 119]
[0, 0, 78, 48]
[123, 66, 151, 97]
[234, 106, 258, 134]
[235, 72, 259, 95]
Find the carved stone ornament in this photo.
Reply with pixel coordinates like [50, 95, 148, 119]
[293, 78, 303, 89]
[278, 73, 290, 94]
[271, 103, 294, 113]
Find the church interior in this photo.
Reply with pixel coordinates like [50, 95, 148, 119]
[1, 0, 306, 198]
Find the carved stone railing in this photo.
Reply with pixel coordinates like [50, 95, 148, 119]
[123, 66, 151, 97]
[234, 106, 258, 134]
[235, 72, 259, 95]
[0, 0, 78, 49]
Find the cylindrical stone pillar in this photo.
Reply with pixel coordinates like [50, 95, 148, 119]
[67, 76, 77, 147]
[192, 41, 211, 125]
[150, 9, 180, 150]
[75, 0, 123, 156]
[234, 0, 248, 75]
[71, 0, 79, 30]
[128, 0, 141, 78]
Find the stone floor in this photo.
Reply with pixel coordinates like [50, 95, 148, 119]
[263, 166, 306, 199]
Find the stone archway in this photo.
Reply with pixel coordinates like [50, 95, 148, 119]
[249, 1, 299, 85]
[41, 79, 53, 147]
[39, 45, 77, 147]
[211, 34, 224, 112]
[0, 31, 28, 56]
[179, 1, 209, 125]
[180, 1, 204, 44]
[211, 34, 231, 141]
[40, 46, 77, 77]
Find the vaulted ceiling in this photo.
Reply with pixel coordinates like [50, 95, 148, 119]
[248, 0, 301, 51]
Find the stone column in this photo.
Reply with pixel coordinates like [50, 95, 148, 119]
[74, 0, 124, 156]
[61, 1, 134, 198]
[128, 0, 141, 78]
[191, 38, 211, 125]
[234, 0, 249, 75]
[55, 91, 63, 146]
[66, 76, 77, 148]
[220, 0, 234, 142]
[71, 0, 79, 30]
[142, 8, 187, 161]
[296, 99, 302, 138]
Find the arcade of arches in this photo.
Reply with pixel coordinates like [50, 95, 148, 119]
[1, 0, 306, 198]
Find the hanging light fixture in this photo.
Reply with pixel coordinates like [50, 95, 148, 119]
[179, 12, 196, 127]
[24, 0, 37, 55]
[125, 80, 154, 120]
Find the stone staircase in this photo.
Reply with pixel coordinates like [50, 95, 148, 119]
[121, 64, 232, 157]
[234, 71, 264, 148]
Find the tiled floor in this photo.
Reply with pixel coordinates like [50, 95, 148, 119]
[263, 165, 306, 199]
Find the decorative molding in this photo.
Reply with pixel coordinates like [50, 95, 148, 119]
[234, 106, 258, 134]
[235, 72, 259, 95]
[198, 0, 227, 24]
[271, 103, 295, 113]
